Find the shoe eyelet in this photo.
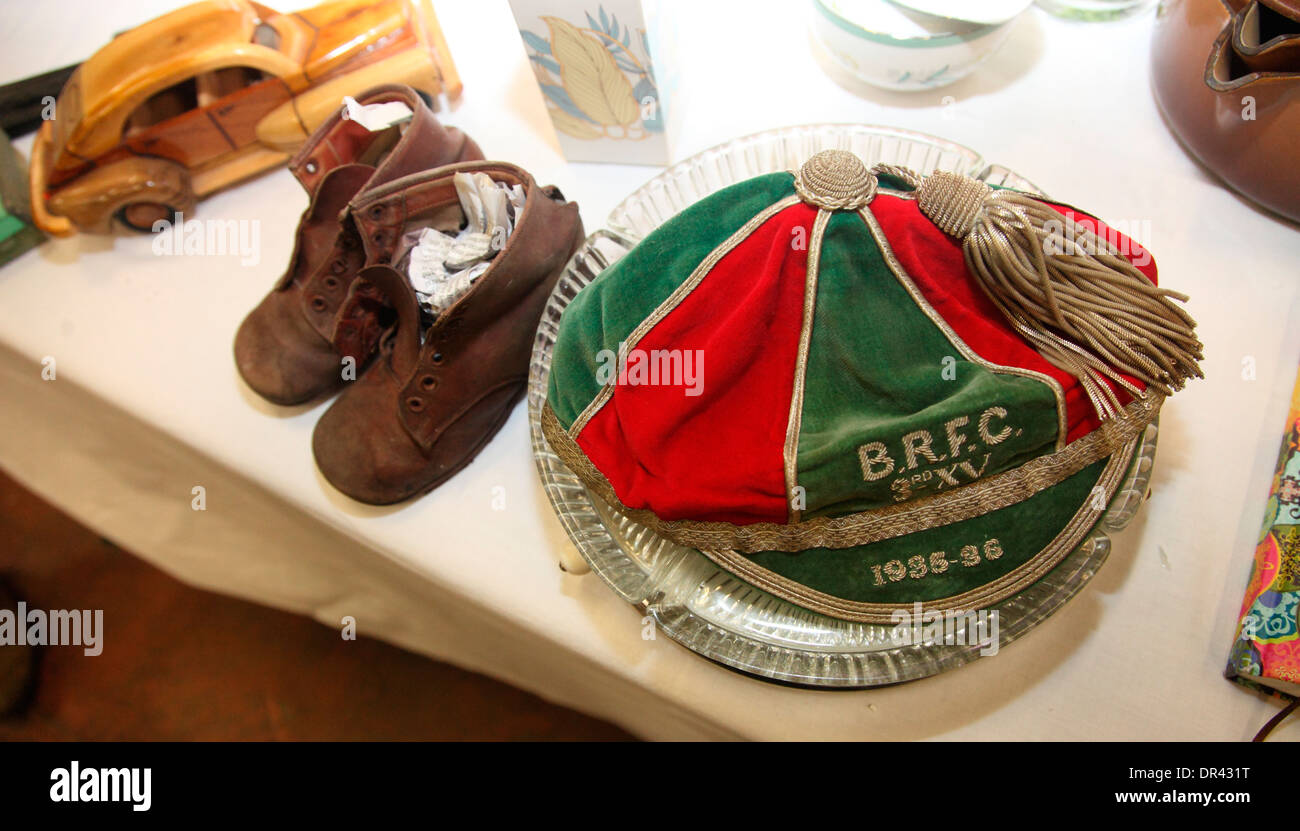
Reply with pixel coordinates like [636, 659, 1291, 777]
[330, 259, 347, 274]
[323, 275, 339, 289]
[369, 205, 384, 220]
[310, 296, 328, 312]
[304, 160, 318, 174]
[430, 352, 444, 366]
[407, 396, 425, 412]
[419, 374, 438, 391]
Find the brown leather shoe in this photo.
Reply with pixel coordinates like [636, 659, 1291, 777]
[234, 85, 482, 405]
[312, 161, 583, 504]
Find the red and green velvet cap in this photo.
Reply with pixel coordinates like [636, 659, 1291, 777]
[543, 150, 1201, 623]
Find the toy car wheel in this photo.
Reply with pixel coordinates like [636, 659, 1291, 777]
[48, 155, 195, 235]
[116, 202, 181, 233]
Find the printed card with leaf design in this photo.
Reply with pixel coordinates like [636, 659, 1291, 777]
[511, 1, 668, 164]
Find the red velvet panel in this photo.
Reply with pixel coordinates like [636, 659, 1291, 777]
[575, 202, 817, 525]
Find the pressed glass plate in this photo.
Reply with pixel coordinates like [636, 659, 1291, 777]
[528, 124, 1157, 688]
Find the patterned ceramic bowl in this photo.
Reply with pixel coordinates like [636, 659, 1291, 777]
[810, 0, 1020, 90]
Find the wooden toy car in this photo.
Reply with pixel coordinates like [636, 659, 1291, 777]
[28, 0, 462, 235]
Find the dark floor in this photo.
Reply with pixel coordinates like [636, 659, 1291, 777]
[0, 468, 633, 741]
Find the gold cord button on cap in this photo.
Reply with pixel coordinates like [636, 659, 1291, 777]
[795, 150, 877, 211]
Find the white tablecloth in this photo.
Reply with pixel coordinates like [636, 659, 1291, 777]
[2, 0, 1297, 740]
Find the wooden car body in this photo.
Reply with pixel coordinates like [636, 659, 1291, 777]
[29, 0, 461, 235]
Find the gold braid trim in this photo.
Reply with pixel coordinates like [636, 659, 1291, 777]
[783, 209, 831, 523]
[698, 435, 1137, 623]
[541, 394, 1159, 554]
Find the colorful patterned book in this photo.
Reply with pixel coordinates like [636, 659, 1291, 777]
[1227, 363, 1300, 698]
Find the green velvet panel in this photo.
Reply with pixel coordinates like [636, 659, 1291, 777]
[547, 172, 798, 429]
[876, 172, 918, 192]
[746, 457, 1109, 604]
[794, 211, 1061, 518]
